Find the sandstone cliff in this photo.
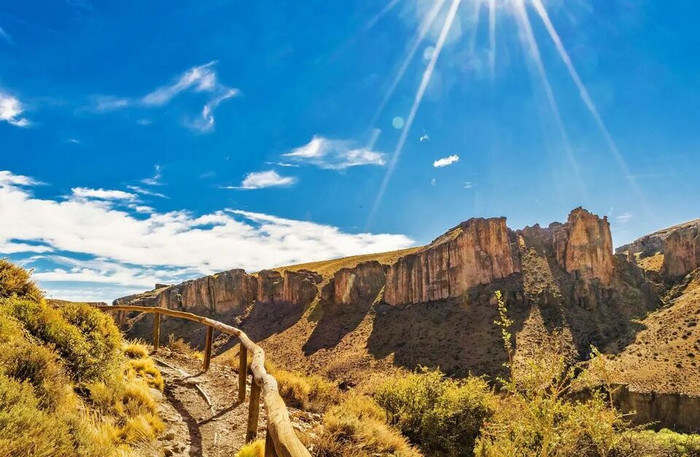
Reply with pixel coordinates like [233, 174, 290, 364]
[661, 221, 700, 278]
[384, 217, 517, 306]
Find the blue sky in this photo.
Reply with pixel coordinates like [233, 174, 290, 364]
[1, 0, 698, 301]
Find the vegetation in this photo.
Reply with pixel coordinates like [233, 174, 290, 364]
[0, 260, 164, 457]
[271, 365, 340, 413]
[235, 439, 265, 457]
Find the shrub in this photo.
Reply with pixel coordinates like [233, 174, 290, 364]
[0, 373, 74, 457]
[612, 429, 700, 457]
[3, 298, 121, 382]
[272, 367, 340, 413]
[236, 439, 265, 457]
[0, 338, 73, 412]
[123, 341, 150, 359]
[313, 395, 421, 457]
[0, 259, 43, 302]
[375, 368, 496, 457]
[126, 358, 164, 391]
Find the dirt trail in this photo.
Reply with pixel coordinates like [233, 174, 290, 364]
[153, 348, 267, 457]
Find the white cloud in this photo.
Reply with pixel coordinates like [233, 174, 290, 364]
[464, 181, 474, 189]
[140, 164, 163, 186]
[0, 170, 414, 300]
[616, 212, 633, 224]
[127, 186, 167, 199]
[0, 93, 30, 127]
[224, 170, 297, 190]
[433, 154, 460, 167]
[71, 187, 136, 200]
[284, 136, 386, 170]
[93, 62, 239, 132]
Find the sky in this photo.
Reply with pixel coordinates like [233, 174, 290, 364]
[1, 0, 698, 302]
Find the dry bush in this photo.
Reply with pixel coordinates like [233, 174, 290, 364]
[126, 358, 164, 391]
[375, 369, 496, 457]
[0, 258, 43, 302]
[312, 395, 421, 457]
[235, 439, 265, 457]
[122, 341, 150, 359]
[273, 368, 340, 413]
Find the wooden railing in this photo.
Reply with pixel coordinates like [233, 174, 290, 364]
[96, 305, 311, 457]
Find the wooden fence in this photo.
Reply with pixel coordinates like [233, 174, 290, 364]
[96, 305, 311, 457]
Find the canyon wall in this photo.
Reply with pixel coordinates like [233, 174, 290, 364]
[661, 221, 700, 278]
[383, 217, 517, 306]
[116, 208, 618, 311]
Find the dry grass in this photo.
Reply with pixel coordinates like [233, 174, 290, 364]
[122, 341, 150, 360]
[267, 247, 422, 280]
[311, 395, 421, 457]
[235, 439, 265, 457]
[267, 363, 340, 413]
[0, 260, 166, 456]
[636, 252, 665, 272]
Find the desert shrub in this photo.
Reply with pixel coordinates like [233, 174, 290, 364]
[123, 341, 150, 359]
[272, 367, 340, 413]
[236, 439, 265, 457]
[0, 373, 74, 457]
[375, 368, 496, 457]
[475, 291, 630, 457]
[126, 358, 164, 391]
[612, 429, 700, 457]
[0, 338, 73, 411]
[0, 259, 43, 302]
[3, 298, 122, 382]
[313, 394, 421, 457]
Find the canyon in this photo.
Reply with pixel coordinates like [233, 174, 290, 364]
[116, 208, 700, 432]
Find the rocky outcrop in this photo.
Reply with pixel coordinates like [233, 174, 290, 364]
[552, 208, 614, 285]
[256, 270, 284, 303]
[662, 221, 700, 278]
[613, 386, 700, 433]
[333, 261, 387, 305]
[384, 217, 517, 306]
[282, 270, 322, 305]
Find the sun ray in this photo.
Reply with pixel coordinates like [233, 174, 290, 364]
[468, 0, 483, 55]
[370, 0, 447, 127]
[513, 0, 587, 200]
[367, 0, 463, 228]
[488, 0, 496, 76]
[530, 0, 646, 205]
[363, 0, 404, 33]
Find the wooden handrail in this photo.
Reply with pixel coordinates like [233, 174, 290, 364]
[96, 304, 311, 457]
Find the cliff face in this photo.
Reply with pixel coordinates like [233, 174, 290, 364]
[552, 207, 614, 285]
[116, 208, 621, 311]
[661, 222, 700, 278]
[384, 217, 517, 306]
[333, 261, 387, 305]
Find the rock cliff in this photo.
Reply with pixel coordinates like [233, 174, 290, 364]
[552, 207, 614, 285]
[384, 217, 517, 306]
[661, 221, 700, 278]
[332, 261, 387, 305]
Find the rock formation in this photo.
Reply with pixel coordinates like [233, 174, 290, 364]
[552, 207, 614, 285]
[384, 217, 517, 306]
[661, 221, 700, 278]
[333, 261, 387, 305]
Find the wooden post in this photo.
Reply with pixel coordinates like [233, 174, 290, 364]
[238, 346, 247, 403]
[264, 427, 277, 457]
[246, 381, 261, 442]
[152, 312, 161, 351]
[203, 326, 214, 371]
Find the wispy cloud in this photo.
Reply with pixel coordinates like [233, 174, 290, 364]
[71, 187, 136, 200]
[0, 27, 12, 45]
[92, 62, 239, 132]
[141, 165, 162, 186]
[616, 212, 633, 224]
[433, 154, 459, 167]
[127, 186, 167, 199]
[0, 93, 30, 127]
[223, 170, 297, 190]
[0, 170, 413, 300]
[284, 136, 385, 170]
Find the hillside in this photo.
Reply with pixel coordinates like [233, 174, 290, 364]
[0, 260, 166, 457]
[115, 209, 700, 431]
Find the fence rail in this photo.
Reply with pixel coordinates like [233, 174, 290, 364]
[96, 304, 311, 457]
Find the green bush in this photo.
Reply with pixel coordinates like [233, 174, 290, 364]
[613, 429, 700, 457]
[0, 259, 43, 302]
[3, 298, 119, 382]
[375, 368, 496, 457]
